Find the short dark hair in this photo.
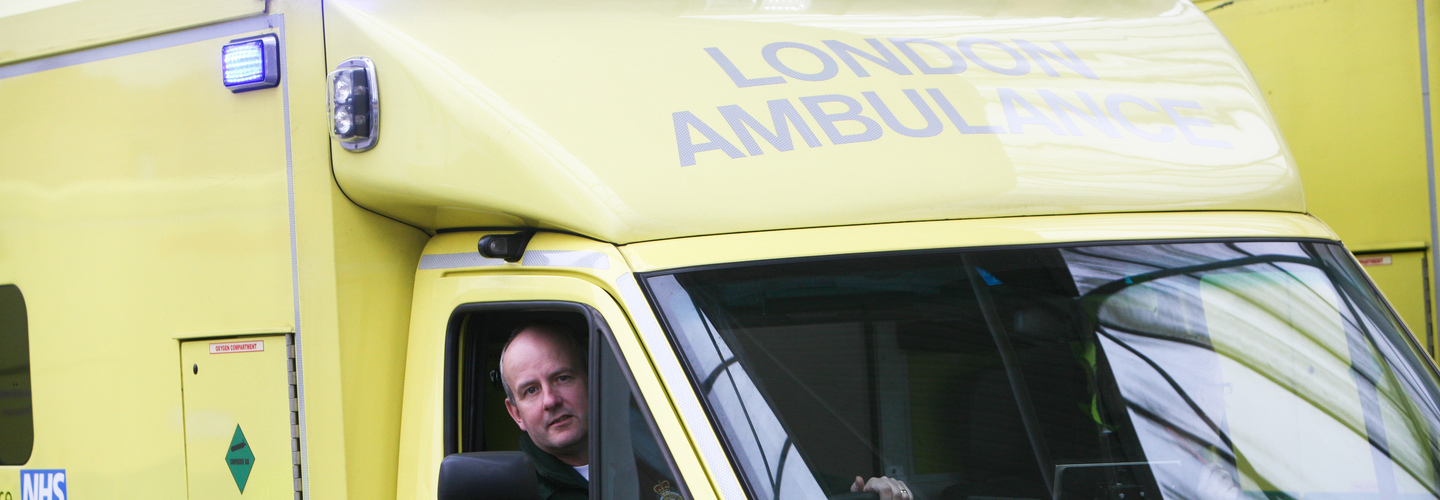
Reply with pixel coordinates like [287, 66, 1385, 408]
[497, 322, 585, 402]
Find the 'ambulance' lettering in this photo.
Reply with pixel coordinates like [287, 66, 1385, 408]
[999, 88, 1067, 135]
[864, 90, 942, 138]
[1038, 90, 1121, 138]
[680, 38, 1230, 166]
[718, 99, 821, 156]
[672, 87, 1231, 166]
[674, 111, 745, 167]
[927, 88, 1004, 135]
[799, 94, 884, 145]
[1105, 94, 1176, 143]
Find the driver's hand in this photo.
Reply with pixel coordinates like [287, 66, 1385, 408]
[1195, 463, 1239, 500]
[851, 476, 913, 500]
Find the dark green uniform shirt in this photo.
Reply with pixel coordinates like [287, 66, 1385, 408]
[520, 433, 588, 500]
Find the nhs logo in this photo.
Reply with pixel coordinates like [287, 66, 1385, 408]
[20, 470, 65, 500]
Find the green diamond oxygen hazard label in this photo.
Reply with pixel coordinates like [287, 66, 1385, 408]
[225, 424, 256, 493]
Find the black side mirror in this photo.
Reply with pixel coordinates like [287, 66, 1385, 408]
[438, 451, 540, 500]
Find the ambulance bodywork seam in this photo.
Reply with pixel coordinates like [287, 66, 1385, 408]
[273, 14, 311, 500]
[615, 274, 747, 500]
[1419, 0, 1439, 347]
[0, 15, 278, 79]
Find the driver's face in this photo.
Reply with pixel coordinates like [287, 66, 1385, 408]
[503, 328, 589, 465]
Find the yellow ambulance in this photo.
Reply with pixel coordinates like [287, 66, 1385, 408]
[2, 1, 1439, 500]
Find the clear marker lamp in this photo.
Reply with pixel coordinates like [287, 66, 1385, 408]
[328, 58, 380, 152]
[221, 35, 280, 92]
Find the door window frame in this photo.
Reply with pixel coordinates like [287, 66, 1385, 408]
[442, 300, 691, 500]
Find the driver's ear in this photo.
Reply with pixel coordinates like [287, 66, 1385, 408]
[504, 397, 527, 432]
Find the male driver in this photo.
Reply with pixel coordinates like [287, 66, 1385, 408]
[500, 323, 590, 500]
[499, 323, 914, 500]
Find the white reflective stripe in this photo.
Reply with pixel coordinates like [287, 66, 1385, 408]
[614, 273, 747, 500]
[418, 252, 506, 270]
[418, 250, 611, 270]
[276, 17, 310, 500]
[522, 250, 610, 270]
[0, 15, 280, 79]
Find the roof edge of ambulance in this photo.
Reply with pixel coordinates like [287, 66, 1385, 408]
[617, 211, 1338, 273]
[325, 0, 1304, 245]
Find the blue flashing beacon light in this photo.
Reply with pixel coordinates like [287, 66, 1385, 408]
[222, 34, 280, 92]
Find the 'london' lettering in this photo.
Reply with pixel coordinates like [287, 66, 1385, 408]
[823, 39, 913, 78]
[762, 42, 838, 82]
[1014, 39, 1098, 79]
[889, 38, 966, 75]
[706, 37, 1099, 88]
[705, 47, 785, 88]
[958, 38, 1030, 76]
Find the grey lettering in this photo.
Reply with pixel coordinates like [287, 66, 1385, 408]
[823, 39, 914, 77]
[864, 90, 943, 138]
[799, 94, 884, 144]
[763, 42, 840, 82]
[719, 99, 823, 155]
[674, 111, 746, 166]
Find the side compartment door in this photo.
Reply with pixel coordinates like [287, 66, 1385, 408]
[180, 335, 296, 499]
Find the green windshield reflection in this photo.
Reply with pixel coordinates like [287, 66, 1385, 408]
[646, 242, 1440, 500]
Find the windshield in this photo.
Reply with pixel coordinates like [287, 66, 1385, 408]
[643, 241, 1440, 500]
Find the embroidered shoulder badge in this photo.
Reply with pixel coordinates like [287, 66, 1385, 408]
[653, 480, 683, 500]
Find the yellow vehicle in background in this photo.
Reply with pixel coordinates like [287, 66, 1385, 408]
[3, 1, 1440, 500]
[1200, 0, 1440, 358]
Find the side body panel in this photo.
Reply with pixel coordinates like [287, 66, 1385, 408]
[0, 17, 293, 497]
